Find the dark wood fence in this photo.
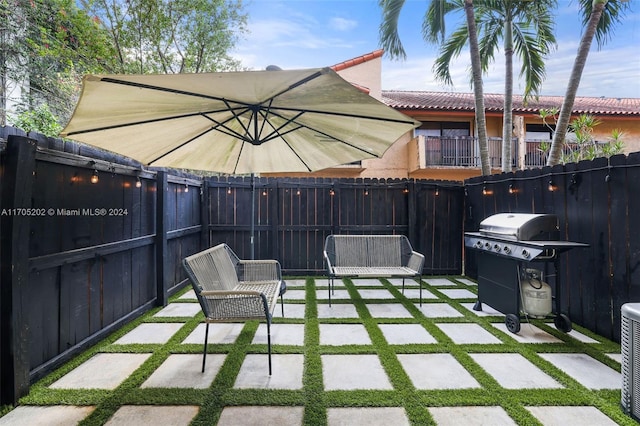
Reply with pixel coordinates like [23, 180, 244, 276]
[204, 177, 463, 275]
[0, 130, 203, 404]
[464, 153, 640, 343]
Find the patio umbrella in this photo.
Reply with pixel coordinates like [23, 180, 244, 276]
[60, 67, 419, 256]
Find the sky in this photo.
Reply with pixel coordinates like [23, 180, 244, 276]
[231, 0, 640, 98]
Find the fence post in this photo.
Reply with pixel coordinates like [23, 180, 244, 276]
[155, 171, 168, 306]
[200, 178, 210, 250]
[0, 135, 37, 404]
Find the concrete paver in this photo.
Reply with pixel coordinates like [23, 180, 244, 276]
[153, 303, 201, 318]
[141, 354, 224, 388]
[538, 353, 621, 389]
[378, 323, 437, 344]
[438, 288, 477, 299]
[234, 354, 304, 389]
[104, 405, 199, 426]
[397, 353, 481, 389]
[436, 323, 503, 344]
[429, 406, 517, 425]
[113, 322, 184, 345]
[253, 323, 305, 346]
[357, 289, 395, 299]
[525, 406, 619, 425]
[470, 353, 563, 389]
[319, 323, 371, 345]
[317, 303, 359, 318]
[415, 303, 464, 318]
[217, 406, 304, 426]
[0, 406, 95, 426]
[492, 323, 562, 343]
[425, 278, 457, 286]
[322, 354, 393, 390]
[50, 353, 151, 390]
[182, 323, 244, 344]
[327, 407, 410, 426]
[365, 303, 413, 318]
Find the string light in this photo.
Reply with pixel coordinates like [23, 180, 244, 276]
[296, 188, 301, 196]
[184, 183, 189, 193]
[135, 177, 142, 188]
[364, 187, 369, 196]
[329, 186, 335, 196]
[403, 185, 409, 194]
[548, 180, 556, 192]
[508, 184, 515, 194]
[482, 185, 488, 196]
[90, 169, 99, 184]
[227, 185, 232, 195]
[434, 187, 439, 196]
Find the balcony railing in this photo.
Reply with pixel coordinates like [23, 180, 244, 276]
[417, 136, 583, 170]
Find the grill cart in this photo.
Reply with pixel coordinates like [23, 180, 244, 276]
[464, 213, 588, 334]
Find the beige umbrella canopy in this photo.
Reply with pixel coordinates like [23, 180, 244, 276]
[61, 67, 418, 174]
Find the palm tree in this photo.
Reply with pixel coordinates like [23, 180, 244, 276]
[431, 0, 556, 172]
[479, 0, 556, 172]
[547, 0, 630, 166]
[379, 0, 492, 175]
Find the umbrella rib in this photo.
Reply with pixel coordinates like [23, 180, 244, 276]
[99, 77, 257, 106]
[147, 126, 215, 166]
[268, 106, 417, 126]
[63, 107, 248, 137]
[265, 109, 381, 157]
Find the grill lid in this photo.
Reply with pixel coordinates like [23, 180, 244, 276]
[479, 213, 558, 241]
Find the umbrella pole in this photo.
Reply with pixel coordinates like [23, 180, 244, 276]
[250, 173, 255, 260]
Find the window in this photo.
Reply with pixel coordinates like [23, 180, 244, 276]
[415, 121, 471, 138]
[526, 124, 554, 141]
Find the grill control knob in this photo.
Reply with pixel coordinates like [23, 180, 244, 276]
[493, 244, 501, 251]
[503, 246, 511, 254]
[484, 242, 492, 250]
[521, 249, 530, 259]
[474, 241, 483, 249]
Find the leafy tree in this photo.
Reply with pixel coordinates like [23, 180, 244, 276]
[81, 0, 247, 74]
[11, 102, 62, 137]
[546, 0, 631, 166]
[1, 0, 118, 125]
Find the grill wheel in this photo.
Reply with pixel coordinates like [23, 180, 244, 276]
[554, 314, 572, 333]
[505, 313, 521, 333]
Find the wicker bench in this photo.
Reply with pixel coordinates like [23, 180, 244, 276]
[183, 243, 286, 375]
[323, 235, 425, 305]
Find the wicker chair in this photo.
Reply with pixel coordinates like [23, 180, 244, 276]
[183, 244, 286, 375]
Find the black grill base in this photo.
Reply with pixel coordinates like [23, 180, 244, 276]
[474, 252, 521, 317]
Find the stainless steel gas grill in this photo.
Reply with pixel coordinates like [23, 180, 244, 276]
[464, 213, 588, 333]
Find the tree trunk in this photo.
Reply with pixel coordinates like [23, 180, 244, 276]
[502, 19, 514, 172]
[464, 0, 491, 175]
[547, 0, 607, 166]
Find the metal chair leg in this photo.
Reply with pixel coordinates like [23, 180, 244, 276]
[202, 322, 209, 373]
[267, 318, 272, 375]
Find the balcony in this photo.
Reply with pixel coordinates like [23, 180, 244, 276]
[411, 135, 583, 171]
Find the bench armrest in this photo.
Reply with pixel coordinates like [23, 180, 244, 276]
[407, 251, 425, 273]
[323, 250, 335, 274]
[237, 259, 282, 282]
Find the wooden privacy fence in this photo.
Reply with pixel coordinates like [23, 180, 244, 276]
[464, 153, 640, 344]
[0, 131, 202, 404]
[204, 176, 464, 275]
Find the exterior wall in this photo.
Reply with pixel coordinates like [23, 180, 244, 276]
[335, 60, 382, 101]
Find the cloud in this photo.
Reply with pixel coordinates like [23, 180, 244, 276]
[329, 17, 358, 31]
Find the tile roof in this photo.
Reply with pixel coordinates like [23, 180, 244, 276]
[331, 49, 384, 72]
[382, 90, 640, 116]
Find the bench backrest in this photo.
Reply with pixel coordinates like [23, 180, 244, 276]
[326, 235, 409, 267]
[183, 243, 239, 293]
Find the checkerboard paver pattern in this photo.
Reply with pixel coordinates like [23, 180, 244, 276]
[2, 276, 626, 426]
